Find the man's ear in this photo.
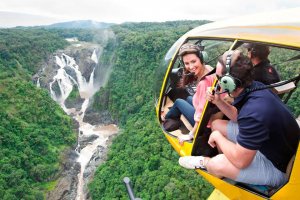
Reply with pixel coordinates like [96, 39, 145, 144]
[247, 50, 252, 58]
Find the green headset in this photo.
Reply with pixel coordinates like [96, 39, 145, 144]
[219, 52, 242, 93]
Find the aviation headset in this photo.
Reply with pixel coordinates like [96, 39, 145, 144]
[219, 52, 242, 93]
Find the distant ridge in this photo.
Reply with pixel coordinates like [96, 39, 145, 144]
[45, 20, 115, 29]
[0, 11, 58, 28]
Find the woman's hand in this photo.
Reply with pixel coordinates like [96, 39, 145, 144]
[206, 87, 222, 105]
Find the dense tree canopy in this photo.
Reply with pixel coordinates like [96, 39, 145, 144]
[89, 20, 300, 199]
[0, 20, 298, 200]
[0, 28, 68, 77]
[89, 21, 214, 199]
[0, 28, 76, 199]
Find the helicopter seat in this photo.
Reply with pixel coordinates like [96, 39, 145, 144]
[285, 154, 295, 179]
[273, 76, 299, 103]
[273, 81, 296, 94]
[180, 115, 193, 131]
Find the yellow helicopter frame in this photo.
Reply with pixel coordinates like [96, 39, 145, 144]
[156, 8, 300, 200]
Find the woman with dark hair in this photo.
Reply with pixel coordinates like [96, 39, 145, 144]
[163, 42, 214, 142]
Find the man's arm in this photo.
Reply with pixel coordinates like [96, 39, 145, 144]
[214, 99, 238, 122]
[206, 88, 238, 122]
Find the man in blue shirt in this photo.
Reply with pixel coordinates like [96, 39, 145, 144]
[179, 50, 299, 187]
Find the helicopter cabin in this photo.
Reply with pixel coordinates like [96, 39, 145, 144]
[156, 14, 300, 200]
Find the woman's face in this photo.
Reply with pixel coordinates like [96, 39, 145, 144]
[182, 53, 203, 76]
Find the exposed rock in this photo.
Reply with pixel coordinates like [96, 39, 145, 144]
[83, 145, 105, 179]
[41, 33, 118, 200]
[78, 134, 99, 150]
[46, 150, 80, 200]
[83, 134, 118, 199]
[71, 118, 80, 133]
[84, 110, 115, 125]
[65, 95, 85, 111]
[64, 65, 79, 83]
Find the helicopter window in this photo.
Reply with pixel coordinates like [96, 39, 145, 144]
[234, 42, 300, 106]
[166, 39, 234, 101]
[160, 39, 300, 134]
[159, 39, 234, 133]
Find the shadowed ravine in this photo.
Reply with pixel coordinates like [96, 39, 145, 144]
[35, 38, 118, 200]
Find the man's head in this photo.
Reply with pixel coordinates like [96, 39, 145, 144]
[217, 50, 254, 93]
[178, 43, 204, 63]
[244, 43, 270, 60]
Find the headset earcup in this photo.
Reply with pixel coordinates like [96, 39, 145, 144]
[202, 51, 208, 63]
[219, 75, 236, 93]
[198, 51, 204, 63]
[179, 58, 184, 67]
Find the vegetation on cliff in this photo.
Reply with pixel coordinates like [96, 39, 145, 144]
[89, 20, 215, 199]
[0, 28, 76, 199]
[0, 20, 298, 200]
[89, 20, 299, 199]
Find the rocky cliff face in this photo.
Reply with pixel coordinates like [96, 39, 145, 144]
[34, 33, 118, 200]
[35, 41, 101, 89]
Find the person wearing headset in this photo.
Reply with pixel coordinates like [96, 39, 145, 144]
[162, 43, 214, 143]
[179, 50, 299, 188]
[245, 43, 280, 85]
[207, 43, 283, 141]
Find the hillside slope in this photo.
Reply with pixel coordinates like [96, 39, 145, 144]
[0, 28, 76, 199]
[89, 21, 214, 199]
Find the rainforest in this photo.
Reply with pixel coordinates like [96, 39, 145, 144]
[0, 20, 299, 200]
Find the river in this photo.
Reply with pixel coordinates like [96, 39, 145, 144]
[38, 43, 118, 199]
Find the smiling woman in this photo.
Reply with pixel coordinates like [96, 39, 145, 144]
[162, 43, 215, 143]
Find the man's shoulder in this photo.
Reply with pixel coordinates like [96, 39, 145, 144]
[241, 84, 276, 111]
[254, 60, 280, 84]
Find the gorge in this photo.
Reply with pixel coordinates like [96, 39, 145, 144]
[35, 37, 118, 199]
[1, 21, 299, 199]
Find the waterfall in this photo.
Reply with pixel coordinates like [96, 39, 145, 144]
[91, 49, 98, 64]
[47, 51, 118, 200]
[37, 78, 40, 88]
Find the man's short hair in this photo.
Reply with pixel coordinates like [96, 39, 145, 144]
[220, 50, 254, 88]
[243, 43, 270, 60]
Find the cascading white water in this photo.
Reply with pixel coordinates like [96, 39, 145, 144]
[91, 49, 98, 64]
[48, 49, 118, 200]
[36, 78, 40, 88]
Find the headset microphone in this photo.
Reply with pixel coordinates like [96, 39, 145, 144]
[213, 83, 229, 95]
[183, 72, 195, 76]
